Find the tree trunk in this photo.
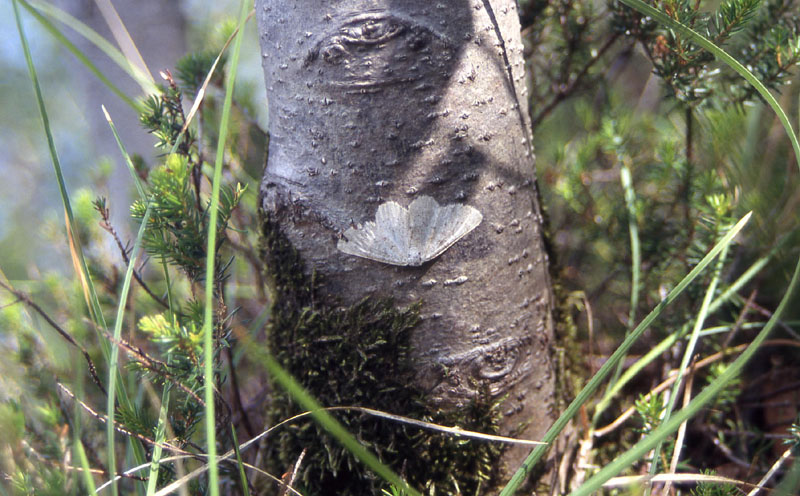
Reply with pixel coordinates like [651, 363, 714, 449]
[256, 0, 558, 493]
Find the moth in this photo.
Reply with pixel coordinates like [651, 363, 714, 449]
[337, 195, 482, 266]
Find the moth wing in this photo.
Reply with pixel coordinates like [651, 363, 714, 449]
[338, 197, 481, 266]
[337, 201, 412, 265]
[407, 196, 443, 257]
[372, 200, 412, 262]
[418, 203, 482, 262]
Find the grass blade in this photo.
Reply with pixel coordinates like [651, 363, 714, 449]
[201, 1, 252, 493]
[21, 0, 157, 96]
[106, 312, 420, 495]
[594, 241, 780, 420]
[102, 105, 146, 199]
[178, 10, 255, 139]
[92, 0, 154, 83]
[15, 0, 139, 110]
[646, 243, 729, 491]
[12, 11, 147, 477]
[13, 0, 105, 327]
[230, 425, 251, 496]
[146, 384, 171, 496]
[106, 200, 153, 495]
[101, 97, 163, 496]
[607, 161, 642, 393]
[75, 439, 98, 494]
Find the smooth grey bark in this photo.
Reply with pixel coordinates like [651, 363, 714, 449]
[257, 0, 557, 479]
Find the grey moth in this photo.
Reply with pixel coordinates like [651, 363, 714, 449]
[337, 195, 483, 266]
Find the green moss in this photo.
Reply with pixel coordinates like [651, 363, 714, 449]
[259, 213, 506, 495]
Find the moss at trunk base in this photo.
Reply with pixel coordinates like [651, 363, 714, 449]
[259, 212, 506, 495]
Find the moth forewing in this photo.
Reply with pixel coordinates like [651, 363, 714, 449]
[376, 201, 412, 257]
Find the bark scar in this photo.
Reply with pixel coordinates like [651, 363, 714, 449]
[425, 335, 533, 406]
[304, 12, 454, 94]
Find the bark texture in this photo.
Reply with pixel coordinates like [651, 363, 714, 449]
[257, 0, 557, 490]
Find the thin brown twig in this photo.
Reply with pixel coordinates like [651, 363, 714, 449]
[208, 288, 236, 437]
[713, 429, 792, 440]
[530, 33, 621, 130]
[740, 381, 800, 403]
[683, 106, 694, 251]
[95, 202, 170, 310]
[708, 430, 756, 470]
[226, 233, 266, 301]
[746, 299, 800, 339]
[0, 279, 107, 396]
[55, 392, 109, 477]
[723, 288, 758, 349]
[101, 329, 206, 407]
